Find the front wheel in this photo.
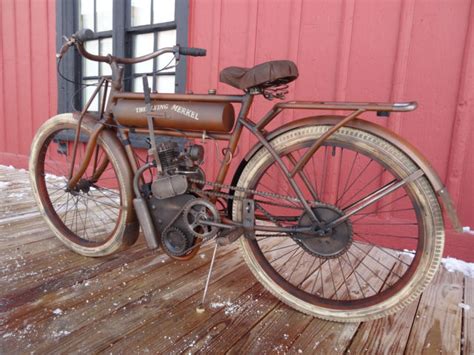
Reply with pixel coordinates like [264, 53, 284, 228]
[233, 125, 444, 322]
[29, 114, 139, 257]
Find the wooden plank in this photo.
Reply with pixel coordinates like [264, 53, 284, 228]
[104, 239, 306, 353]
[1, 243, 234, 333]
[405, 268, 464, 353]
[463, 276, 474, 354]
[101, 263, 267, 353]
[26, 247, 245, 353]
[347, 297, 420, 353]
[225, 303, 312, 354]
[1, 244, 164, 328]
[347, 254, 420, 353]
[0, 243, 151, 311]
[290, 319, 359, 354]
[159, 283, 276, 354]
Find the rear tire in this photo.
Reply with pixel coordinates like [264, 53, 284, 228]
[233, 125, 444, 322]
[29, 114, 139, 257]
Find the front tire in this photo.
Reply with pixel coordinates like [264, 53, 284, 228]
[233, 125, 444, 322]
[29, 114, 139, 257]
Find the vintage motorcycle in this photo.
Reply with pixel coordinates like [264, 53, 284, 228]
[29, 29, 462, 322]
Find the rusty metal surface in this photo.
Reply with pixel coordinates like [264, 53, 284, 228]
[239, 114, 461, 231]
[112, 99, 235, 133]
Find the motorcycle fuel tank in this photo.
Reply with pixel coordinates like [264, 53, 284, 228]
[112, 99, 235, 133]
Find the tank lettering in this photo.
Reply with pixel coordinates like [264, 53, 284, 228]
[170, 104, 199, 120]
[134, 103, 199, 120]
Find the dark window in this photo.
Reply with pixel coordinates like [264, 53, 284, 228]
[56, 0, 189, 113]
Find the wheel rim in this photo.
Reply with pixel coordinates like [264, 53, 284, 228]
[35, 125, 123, 247]
[241, 136, 427, 310]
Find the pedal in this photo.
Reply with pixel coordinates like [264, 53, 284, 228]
[216, 227, 243, 246]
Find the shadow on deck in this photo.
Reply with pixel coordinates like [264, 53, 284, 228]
[0, 166, 471, 354]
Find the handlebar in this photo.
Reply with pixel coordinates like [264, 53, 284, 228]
[74, 28, 95, 42]
[57, 28, 207, 65]
[178, 47, 207, 57]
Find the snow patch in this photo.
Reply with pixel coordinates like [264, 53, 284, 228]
[442, 257, 474, 278]
[209, 300, 240, 315]
[8, 192, 27, 199]
[52, 308, 63, 315]
[52, 330, 71, 338]
[463, 226, 474, 235]
[0, 165, 16, 170]
[0, 181, 10, 189]
[45, 173, 67, 183]
[399, 253, 474, 278]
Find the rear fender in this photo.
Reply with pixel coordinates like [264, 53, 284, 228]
[234, 115, 462, 231]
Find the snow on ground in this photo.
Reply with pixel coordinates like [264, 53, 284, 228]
[442, 257, 474, 278]
[393, 250, 474, 278]
[0, 164, 25, 173]
[0, 165, 16, 170]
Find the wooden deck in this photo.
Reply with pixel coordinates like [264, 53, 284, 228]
[0, 165, 472, 354]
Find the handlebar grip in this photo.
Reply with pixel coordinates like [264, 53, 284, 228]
[74, 28, 95, 43]
[179, 47, 207, 57]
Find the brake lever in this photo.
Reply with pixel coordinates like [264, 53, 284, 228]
[56, 37, 75, 59]
[174, 45, 181, 62]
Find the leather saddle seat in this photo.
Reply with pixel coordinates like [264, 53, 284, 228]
[219, 60, 299, 90]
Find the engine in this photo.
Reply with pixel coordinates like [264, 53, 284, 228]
[144, 140, 218, 259]
[158, 141, 204, 175]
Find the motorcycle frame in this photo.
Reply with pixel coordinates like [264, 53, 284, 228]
[65, 57, 462, 232]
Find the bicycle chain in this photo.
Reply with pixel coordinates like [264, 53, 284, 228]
[187, 177, 311, 206]
[188, 177, 302, 237]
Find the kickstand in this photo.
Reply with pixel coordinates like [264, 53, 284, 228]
[196, 242, 219, 313]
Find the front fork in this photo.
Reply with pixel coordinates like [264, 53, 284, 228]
[66, 121, 106, 190]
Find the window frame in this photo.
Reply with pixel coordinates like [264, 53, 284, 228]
[56, 0, 189, 114]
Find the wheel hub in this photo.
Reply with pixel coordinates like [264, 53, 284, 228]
[68, 178, 92, 195]
[296, 203, 352, 258]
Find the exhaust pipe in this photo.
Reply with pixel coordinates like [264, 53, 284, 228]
[133, 163, 159, 249]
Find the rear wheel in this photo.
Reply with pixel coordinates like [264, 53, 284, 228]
[29, 114, 138, 256]
[233, 125, 444, 322]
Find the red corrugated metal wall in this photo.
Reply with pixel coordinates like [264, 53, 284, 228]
[0, 0, 57, 167]
[0, 0, 472, 258]
[187, 0, 474, 259]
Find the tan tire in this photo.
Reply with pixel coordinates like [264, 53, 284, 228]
[233, 125, 444, 322]
[29, 113, 139, 257]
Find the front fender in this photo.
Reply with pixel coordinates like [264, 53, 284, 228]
[72, 113, 139, 240]
[233, 115, 462, 231]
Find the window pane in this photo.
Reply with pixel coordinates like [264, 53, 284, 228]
[96, 0, 113, 32]
[100, 38, 113, 76]
[153, 0, 175, 24]
[133, 76, 153, 92]
[83, 81, 100, 111]
[156, 75, 175, 93]
[83, 40, 99, 77]
[157, 30, 176, 72]
[131, 0, 151, 27]
[133, 33, 154, 73]
[79, 0, 94, 30]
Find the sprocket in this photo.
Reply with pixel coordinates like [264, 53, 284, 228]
[182, 198, 221, 240]
[295, 203, 353, 259]
[161, 227, 194, 257]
